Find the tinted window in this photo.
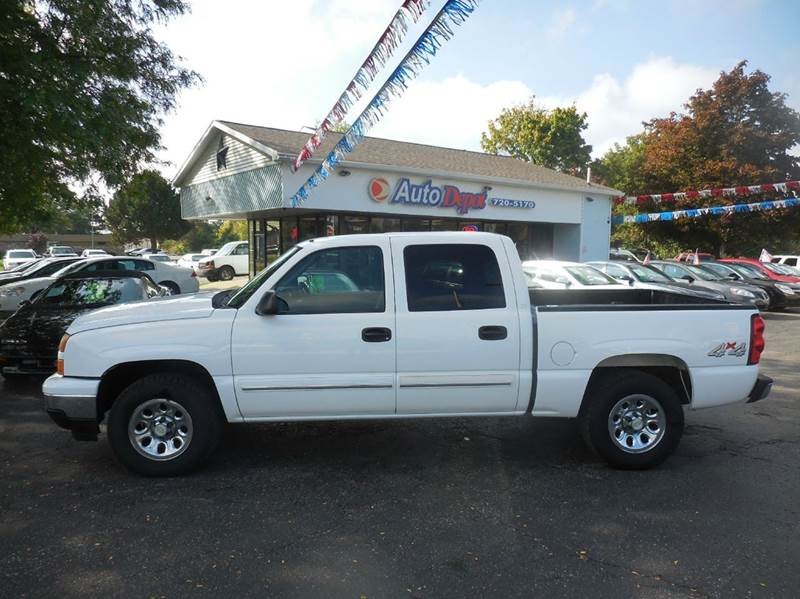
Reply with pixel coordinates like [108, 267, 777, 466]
[404, 244, 505, 312]
[134, 260, 155, 271]
[233, 244, 249, 256]
[274, 246, 384, 314]
[784, 258, 798, 267]
[38, 278, 144, 307]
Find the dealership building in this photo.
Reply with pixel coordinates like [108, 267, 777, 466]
[173, 121, 619, 276]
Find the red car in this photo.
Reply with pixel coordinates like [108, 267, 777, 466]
[675, 251, 715, 263]
[718, 258, 800, 283]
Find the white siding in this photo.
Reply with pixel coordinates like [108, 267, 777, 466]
[183, 132, 273, 186]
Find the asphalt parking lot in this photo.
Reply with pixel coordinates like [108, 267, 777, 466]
[1, 313, 798, 598]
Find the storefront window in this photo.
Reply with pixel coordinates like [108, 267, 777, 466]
[299, 215, 321, 241]
[281, 217, 299, 251]
[370, 217, 401, 233]
[266, 220, 280, 262]
[323, 215, 337, 237]
[507, 223, 531, 260]
[341, 215, 370, 235]
[402, 218, 431, 232]
[483, 222, 507, 235]
[458, 222, 482, 232]
[430, 218, 459, 232]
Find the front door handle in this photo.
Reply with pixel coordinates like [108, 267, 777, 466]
[479, 325, 507, 341]
[362, 327, 392, 343]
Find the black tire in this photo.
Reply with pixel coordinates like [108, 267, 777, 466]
[579, 370, 684, 470]
[218, 265, 235, 281]
[205, 272, 219, 282]
[161, 281, 180, 295]
[107, 373, 222, 476]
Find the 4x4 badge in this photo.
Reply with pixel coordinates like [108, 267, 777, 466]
[708, 342, 746, 358]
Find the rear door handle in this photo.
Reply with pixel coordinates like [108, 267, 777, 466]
[479, 325, 507, 340]
[362, 327, 392, 343]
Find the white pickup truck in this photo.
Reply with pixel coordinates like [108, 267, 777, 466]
[43, 232, 772, 476]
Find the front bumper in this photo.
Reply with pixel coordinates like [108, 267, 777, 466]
[746, 374, 773, 403]
[42, 374, 101, 440]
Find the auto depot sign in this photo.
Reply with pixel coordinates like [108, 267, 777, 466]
[368, 177, 535, 215]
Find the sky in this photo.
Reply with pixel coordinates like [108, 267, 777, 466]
[155, 0, 800, 176]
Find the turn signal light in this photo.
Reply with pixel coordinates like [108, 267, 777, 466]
[748, 314, 765, 365]
[56, 334, 69, 375]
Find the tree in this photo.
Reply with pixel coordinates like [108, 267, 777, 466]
[106, 170, 190, 250]
[0, 0, 200, 234]
[215, 221, 248, 245]
[597, 62, 800, 255]
[481, 98, 592, 173]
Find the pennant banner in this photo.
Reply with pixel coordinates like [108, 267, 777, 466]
[290, 0, 480, 207]
[292, 0, 430, 172]
[612, 197, 800, 225]
[614, 180, 800, 206]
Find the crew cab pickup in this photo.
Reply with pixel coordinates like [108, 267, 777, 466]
[43, 232, 772, 476]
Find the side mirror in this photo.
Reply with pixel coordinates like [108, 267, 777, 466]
[681, 275, 695, 283]
[18, 299, 32, 309]
[727, 273, 740, 280]
[256, 290, 288, 315]
[619, 275, 634, 286]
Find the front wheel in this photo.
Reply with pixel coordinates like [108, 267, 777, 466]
[218, 265, 235, 281]
[107, 373, 222, 476]
[580, 371, 684, 469]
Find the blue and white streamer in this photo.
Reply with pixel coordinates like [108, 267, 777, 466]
[290, 0, 480, 207]
[612, 197, 800, 225]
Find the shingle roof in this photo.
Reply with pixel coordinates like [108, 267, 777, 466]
[219, 121, 619, 196]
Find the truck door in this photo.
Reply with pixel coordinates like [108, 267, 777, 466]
[231, 242, 250, 275]
[230, 239, 397, 419]
[390, 237, 521, 414]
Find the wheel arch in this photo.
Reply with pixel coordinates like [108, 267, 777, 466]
[579, 354, 693, 416]
[97, 360, 224, 421]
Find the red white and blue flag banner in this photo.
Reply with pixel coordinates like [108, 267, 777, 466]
[614, 180, 800, 206]
[290, 0, 480, 207]
[612, 197, 800, 225]
[292, 0, 430, 172]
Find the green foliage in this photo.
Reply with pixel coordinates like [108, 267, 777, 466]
[481, 98, 592, 173]
[216, 221, 248, 244]
[105, 170, 190, 250]
[0, 0, 200, 234]
[597, 62, 800, 256]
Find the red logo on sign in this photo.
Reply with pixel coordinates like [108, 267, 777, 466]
[368, 178, 390, 202]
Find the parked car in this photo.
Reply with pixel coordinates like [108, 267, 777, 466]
[3, 249, 37, 270]
[0, 257, 83, 294]
[81, 249, 109, 257]
[522, 260, 624, 289]
[649, 261, 770, 308]
[770, 255, 800, 268]
[177, 253, 207, 273]
[1, 258, 44, 277]
[0, 271, 164, 379]
[197, 240, 249, 281]
[703, 262, 799, 311]
[588, 261, 725, 301]
[0, 256, 198, 319]
[609, 248, 641, 262]
[141, 253, 174, 264]
[43, 232, 771, 476]
[674, 251, 715, 263]
[718, 258, 800, 284]
[46, 246, 78, 257]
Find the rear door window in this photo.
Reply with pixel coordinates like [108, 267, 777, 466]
[403, 244, 505, 311]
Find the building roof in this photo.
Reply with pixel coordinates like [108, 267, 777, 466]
[175, 120, 619, 195]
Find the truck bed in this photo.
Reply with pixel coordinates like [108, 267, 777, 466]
[529, 288, 752, 310]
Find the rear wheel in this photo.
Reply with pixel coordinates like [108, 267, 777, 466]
[218, 265, 235, 281]
[580, 371, 684, 469]
[107, 373, 222, 476]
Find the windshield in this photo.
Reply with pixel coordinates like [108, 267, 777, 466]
[765, 262, 800, 276]
[226, 247, 303, 309]
[8, 250, 35, 258]
[37, 278, 144, 308]
[564, 265, 619, 286]
[703, 263, 740, 279]
[726, 263, 767, 279]
[217, 241, 243, 256]
[684, 264, 722, 281]
[628, 264, 672, 283]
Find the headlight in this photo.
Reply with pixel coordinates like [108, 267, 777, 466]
[731, 288, 755, 298]
[775, 284, 795, 295]
[0, 286, 25, 297]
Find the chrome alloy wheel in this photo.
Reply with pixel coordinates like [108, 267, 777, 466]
[128, 398, 193, 461]
[607, 394, 666, 454]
